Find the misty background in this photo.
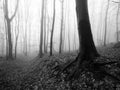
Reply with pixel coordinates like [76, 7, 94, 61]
[0, 0, 119, 58]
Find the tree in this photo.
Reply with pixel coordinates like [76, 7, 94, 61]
[104, 0, 110, 46]
[43, 0, 47, 53]
[116, 0, 120, 42]
[3, 0, 19, 59]
[67, 1, 71, 52]
[55, 0, 120, 81]
[59, 0, 64, 54]
[46, 16, 50, 53]
[39, 0, 45, 58]
[111, 0, 120, 42]
[50, 0, 56, 56]
[14, 12, 20, 59]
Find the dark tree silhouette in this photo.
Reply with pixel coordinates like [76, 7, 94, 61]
[50, 0, 56, 56]
[44, 0, 47, 53]
[54, 0, 120, 81]
[3, 0, 19, 59]
[59, 0, 64, 54]
[39, 0, 45, 58]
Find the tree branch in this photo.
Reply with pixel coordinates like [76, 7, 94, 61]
[10, 0, 19, 21]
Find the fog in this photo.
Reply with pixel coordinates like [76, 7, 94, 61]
[0, 0, 120, 58]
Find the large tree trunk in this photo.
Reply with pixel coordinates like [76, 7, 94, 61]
[57, 0, 99, 81]
[58, 0, 120, 81]
[76, 0, 99, 59]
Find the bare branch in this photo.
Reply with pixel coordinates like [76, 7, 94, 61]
[10, 0, 19, 21]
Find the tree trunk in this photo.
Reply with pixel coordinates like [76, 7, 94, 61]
[6, 19, 13, 59]
[44, 0, 47, 53]
[3, 0, 19, 59]
[52, 0, 120, 82]
[76, 0, 99, 61]
[14, 14, 19, 59]
[116, 1, 120, 42]
[59, 0, 64, 54]
[39, 0, 45, 58]
[50, 0, 56, 56]
[61, 0, 99, 81]
[104, 0, 110, 46]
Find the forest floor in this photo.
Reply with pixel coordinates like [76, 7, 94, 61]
[0, 42, 120, 90]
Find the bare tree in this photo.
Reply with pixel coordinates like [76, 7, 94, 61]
[14, 13, 20, 59]
[39, 0, 45, 57]
[104, 0, 110, 46]
[46, 16, 50, 53]
[116, 0, 120, 42]
[43, 0, 47, 53]
[59, 0, 64, 54]
[50, 0, 56, 56]
[3, 0, 19, 59]
[23, 0, 31, 56]
[67, 1, 71, 52]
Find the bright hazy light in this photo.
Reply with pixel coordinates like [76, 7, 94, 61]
[0, 0, 119, 57]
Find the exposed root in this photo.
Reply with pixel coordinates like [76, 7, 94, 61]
[53, 54, 120, 82]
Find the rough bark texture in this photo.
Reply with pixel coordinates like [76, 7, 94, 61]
[76, 0, 99, 59]
[61, 0, 99, 80]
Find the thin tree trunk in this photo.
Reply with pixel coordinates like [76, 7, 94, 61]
[44, 0, 47, 53]
[7, 20, 13, 59]
[15, 14, 20, 59]
[46, 16, 50, 53]
[116, 1, 120, 42]
[39, 0, 45, 57]
[104, 0, 110, 46]
[59, 0, 64, 54]
[3, 0, 19, 59]
[50, 0, 56, 56]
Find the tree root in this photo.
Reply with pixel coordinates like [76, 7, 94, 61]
[52, 54, 120, 83]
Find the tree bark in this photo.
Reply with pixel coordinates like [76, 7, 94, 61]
[39, 0, 45, 57]
[60, 0, 100, 81]
[50, 0, 56, 56]
[59, 0, 64, 54]
[14, 13, 20, 59]
[7, 19, 13, 59]
[76, 0, 99, 58]
[116, 1, 120, 42]
[3, 0, 19, 59]
[52, 0, 120, 82]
